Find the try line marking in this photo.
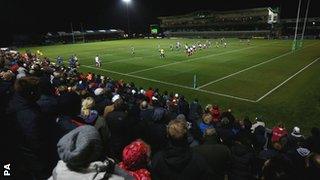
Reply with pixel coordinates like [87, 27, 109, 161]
[197, 41, 319, 89]
[256, 56, 320, 102]
[127, 41, 279, 75]
[81, 65, 257, 103]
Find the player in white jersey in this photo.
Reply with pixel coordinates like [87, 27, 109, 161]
[216, 41, 220, 48]
[160, 49, 165, 59]
[176, 42, 181, 50]
[95, 55, 101, 67]
[247, 39, 251, 45]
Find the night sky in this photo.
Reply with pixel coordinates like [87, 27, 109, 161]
[0, 0, 318, 44]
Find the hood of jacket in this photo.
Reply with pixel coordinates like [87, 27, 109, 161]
[163, 145, 192, 172]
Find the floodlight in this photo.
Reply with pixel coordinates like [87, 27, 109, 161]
[122, 0, 131, 4]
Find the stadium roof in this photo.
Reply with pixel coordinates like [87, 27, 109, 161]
[158, 7, 277, 20]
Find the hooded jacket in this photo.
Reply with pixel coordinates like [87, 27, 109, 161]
[6, 93, 51, 179]
[151, 143, 210, 180]
[229, 143, 255, 180]
[193, 135, 231, 180]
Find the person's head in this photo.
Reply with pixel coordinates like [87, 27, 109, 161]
[57, 125, 103, 171]
[176, 114, 186, 121]
[202, 114, 213, 124]
[277, 122, 285, 129]
[1, 70, 14, 81]
[167, 119, 188, 146]
[113, 97, 124, 110]
[262, 155, 293, 180]
[58, 92, 81, 116]
[14, 76, 40, 102]
[306, 153, 320, 173]
[204, 104, 212, 113]
[81, 97, 95, 117]
[120, 139, 151, 171]
[140, 100, 148, 110]
[204, 128, 217, 140]
[291, 126, 302, 138]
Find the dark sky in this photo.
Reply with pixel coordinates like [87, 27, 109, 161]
[0, 0, 318, 38]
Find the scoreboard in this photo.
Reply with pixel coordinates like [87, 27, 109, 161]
[150, 24, 160, 35]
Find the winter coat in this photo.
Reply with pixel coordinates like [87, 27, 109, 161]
[106, 110, 130, 161]
[188, 101, 202, 122]
[6, 94, 52, 179]
[151, 144, 211, 180]
[177, 99, 189, 118]
[140, 108, 154, 121]
[49, 160, 134, 180]
[193, 135, 231, 180]
[198, 122, 214, 135]
[229, 143, 255, 180]
[94, 95, 111, 115]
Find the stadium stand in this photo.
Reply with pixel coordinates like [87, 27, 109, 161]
[159, 7, 279, 38]
[1, 48, 320, 180]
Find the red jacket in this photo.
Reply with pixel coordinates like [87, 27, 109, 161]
[145, 90, 154, 103]
[271, 127, 288, 142]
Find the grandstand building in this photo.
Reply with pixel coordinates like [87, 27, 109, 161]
[159, 7, 279, 38]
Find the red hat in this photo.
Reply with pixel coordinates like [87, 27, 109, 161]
[119, 139, 151, 180]
[120, 139, 150, 170]
[10, 64, 19, 73]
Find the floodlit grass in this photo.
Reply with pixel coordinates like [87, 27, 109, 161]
[21, 38, 320, 133]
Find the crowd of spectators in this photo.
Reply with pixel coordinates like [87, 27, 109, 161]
[1, 49, 320, 180]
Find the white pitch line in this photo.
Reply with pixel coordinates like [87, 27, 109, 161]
[197, 51, 292, 89]
[81, 65, 256, 103]
[197, 41, 319, 89]
[256, 56, 320, 102]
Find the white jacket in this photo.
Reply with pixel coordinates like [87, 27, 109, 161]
[48, 160, 124, 180]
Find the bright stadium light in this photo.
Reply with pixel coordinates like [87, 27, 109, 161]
[122, 0, 131, 3]
[122, 0, 132, 36]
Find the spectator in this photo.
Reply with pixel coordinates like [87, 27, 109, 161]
[7, 76, 52, 179]
[106, 96, 131, 161]
[305, 127, 320, 153]
[261, 155, 294, 180]
[305, 153, 320, 180]
[229, 133, 255, 180]
[287, 126, 305, 150]
[193, 128, 231, 180]
[56, 92, 86, 138]
[199, 114, 214, 135]
[271, 123, 288, 143]
[151, 119, 210, 180]
[211, 105, 220, 122]
[118, 139, 152, 180]
[80, 96, 99, 125]
[188, 98, 202, 122]
[49, 125, 133, 180]
[177, 95, 189, 118]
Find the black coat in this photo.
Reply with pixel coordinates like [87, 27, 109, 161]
[178, 99, 190, 118]
[193, 135, 231, 180]
[6, 94, 52, 179]
[151, 144, 211, 180]
[189, 101, 202, 122]
[106, 110, 130, 161]
[229, 143, 255, 180]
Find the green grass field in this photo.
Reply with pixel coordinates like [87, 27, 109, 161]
[21, 38, 320, 133]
